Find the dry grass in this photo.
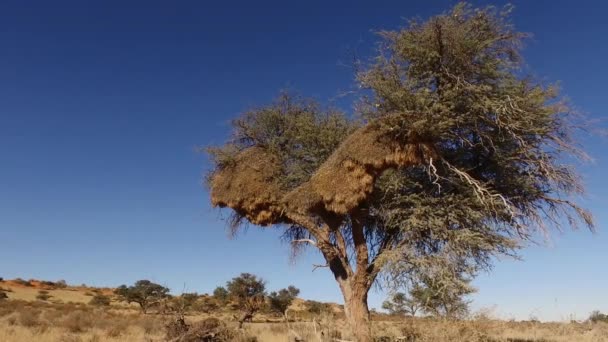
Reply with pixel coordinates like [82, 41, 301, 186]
[1, 299, 607, 342]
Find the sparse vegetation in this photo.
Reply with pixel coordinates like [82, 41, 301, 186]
[13, 278, 32, 287]
[36, 290, 52, 302]
[589, 310, 608, 324]
[114, 280, 170, 314]
[0, 281, 606, 341]
[213, 286, 229, 304]
[88, 294, 111, 307]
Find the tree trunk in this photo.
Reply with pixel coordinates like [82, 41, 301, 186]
[341, 281, 373, 342]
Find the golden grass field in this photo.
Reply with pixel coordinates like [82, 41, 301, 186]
[1, 280, 607, 342]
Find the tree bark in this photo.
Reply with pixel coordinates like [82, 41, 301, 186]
[342, 282, 373, 342]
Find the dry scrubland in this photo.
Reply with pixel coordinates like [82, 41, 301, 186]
[1, 281, 607, 342]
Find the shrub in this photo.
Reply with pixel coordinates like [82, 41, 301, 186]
[589, 310, 608, 323]
[166, 317, 240, 342]
[14, 278, 31, 286]
[55, 280, 68, 288]
[114, 280, 170, 314]
[305, 300, 331, 315]
[61, 311, 94, 333]
[36, 290, 52, 301]
[268, 285, 300, 316]
[89, 294, 111, 307]
[0, 290, 8, 300]
[18, 308, 41, 327]
[213, 286, 229, 303]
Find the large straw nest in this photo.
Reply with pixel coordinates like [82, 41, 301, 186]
[209, 147, 285, 225]
[209, 120, 435, 224]
[284, 124, 434, 215]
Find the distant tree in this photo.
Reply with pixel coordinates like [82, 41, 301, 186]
[167, 292, 200, 314]
[193, 295, 220, 313]
[114, 280, 170, 314]
[268, 285, 300, 316]
[14, 278, 31, 287]
[408, 275, 473, 320]
[226, 273, 266, 327]
[589, 311, 608, 323]
[205, 3, 593, 341]
[181, 292, 199, 309]
[382, 292, 420, 317]
[55, 280, 68, 289]
[89, 294, 111, 307]
[36, 290, 52, 301]
[213, 286, 229, 304]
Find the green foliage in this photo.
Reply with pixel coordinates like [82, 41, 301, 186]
[358, 1, 592, 293]
[226, 273, 266, 316]
[213, 286, 229, 303]
[114, 280, 170, 314]
[192, 296, 219, 313]
[226, 273, 266, 301]
[207, 93, 354, 191]
[382, 292, 420, 316]
[268, 285, 300, 315]
[89, 294, 111, 307]
[411, 275, 473, 319]
[589, 311, 608, 323]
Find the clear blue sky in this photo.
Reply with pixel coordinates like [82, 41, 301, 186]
[0, 0, 606, 322]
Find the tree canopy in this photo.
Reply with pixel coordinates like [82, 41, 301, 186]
[268, 285, 300, 316]
[115, 280, 170, 314]
[225, 273, 267, 327]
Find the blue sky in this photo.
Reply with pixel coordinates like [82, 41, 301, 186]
[0, 0, 606, 321]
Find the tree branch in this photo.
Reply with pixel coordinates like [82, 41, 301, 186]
[291, 239, 317, 246]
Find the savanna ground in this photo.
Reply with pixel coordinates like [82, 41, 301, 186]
[1, 280, 607, 342]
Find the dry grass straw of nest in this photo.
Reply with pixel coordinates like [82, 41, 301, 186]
[210, 119, 436, 224]
[209, 147, 285, 225]
[285, 124, 434, 215]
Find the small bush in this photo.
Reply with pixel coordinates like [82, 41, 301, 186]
[36, 290, 52, 301]
[14, 278, 31, 286]
[166, 317, 241, 342]
[61, 311, 94, 333]
[18, 308, 42, 327]
[89, 294, 111, 307]
[589, 310, 608, 323]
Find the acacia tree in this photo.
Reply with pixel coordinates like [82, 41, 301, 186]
[268, 285, 300, 316]
[226, 273, 266, 327]
[382, 292, 420, 317]
[114, 280, 170, 314]
[206, 4, 592, 341]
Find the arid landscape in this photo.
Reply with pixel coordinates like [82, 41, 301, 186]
[2, 1, 607, 342]
[1, 278, 607, 342]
